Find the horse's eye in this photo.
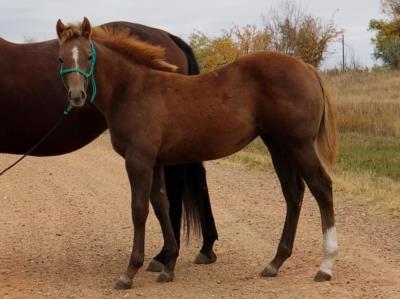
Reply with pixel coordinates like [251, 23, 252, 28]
[58, 57, 64, 63]
[88, 55, 92, 61]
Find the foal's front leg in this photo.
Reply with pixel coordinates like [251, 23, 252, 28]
[115, 153, 154, 290]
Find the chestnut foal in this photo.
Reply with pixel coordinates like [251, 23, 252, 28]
[56, 18, 338, 289]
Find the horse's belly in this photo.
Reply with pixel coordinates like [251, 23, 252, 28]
[157, 126, 258, 165]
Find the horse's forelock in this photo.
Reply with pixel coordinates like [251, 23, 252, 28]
[59, 24, 83, 44]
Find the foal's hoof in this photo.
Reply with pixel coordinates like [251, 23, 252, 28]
[314, 270, 332, 282]
[260, 264, 278, 277]
[115, 275, 133, 290]
[146, 259, 164, 272]
[156, 270, 174, 283]
[194, 251, 217, 265]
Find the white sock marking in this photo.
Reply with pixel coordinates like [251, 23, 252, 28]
[319, 226, 338, 276]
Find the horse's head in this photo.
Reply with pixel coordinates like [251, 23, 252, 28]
[56, 17, 95, 107]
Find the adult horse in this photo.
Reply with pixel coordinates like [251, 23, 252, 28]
[56, 18, 338, 289]
[0, 21, 218, 270]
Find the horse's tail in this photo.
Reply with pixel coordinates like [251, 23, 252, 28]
[307, 64, 338, 167]
[182, 164, 207, 239]
[168, 33, 206, 239]
[168, 33, 200, 76]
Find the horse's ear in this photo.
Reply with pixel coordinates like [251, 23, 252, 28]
[56, 19, 65, 40]
[81, 17, 92, 39]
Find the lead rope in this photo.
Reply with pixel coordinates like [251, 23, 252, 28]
[1, 41, 97, 177]
[0, 105, 72, 177]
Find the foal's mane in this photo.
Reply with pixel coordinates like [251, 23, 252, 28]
[59, 23, 178, 72]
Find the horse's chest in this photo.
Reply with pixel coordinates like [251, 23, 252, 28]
[109, 132, 129, 157]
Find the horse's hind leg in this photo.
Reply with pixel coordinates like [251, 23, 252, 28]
[147, 165, 183, 272]
[260, 136, 305, 278]
[293, 143, 337, 281]
[148, 163, 218, 271]
[194, 194, 218, 264]
[149, 166, 179, 282]
[190, 163, 218, 265]
[115, 157, 178, 289]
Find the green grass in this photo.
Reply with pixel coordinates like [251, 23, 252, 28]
[223, 133, 400, 216]
[224, 133, 400, 183]
[337, 133, 400, 182]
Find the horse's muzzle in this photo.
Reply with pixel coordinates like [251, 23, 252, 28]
[68, 89, 87, 107]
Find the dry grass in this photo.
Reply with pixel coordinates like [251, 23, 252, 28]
[224, 69, 400, 216]
[333, 170, 400, 217]
[325, 70, 400, 137]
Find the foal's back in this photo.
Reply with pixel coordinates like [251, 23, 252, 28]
[145, 52, 323, 164]
[233, 52, 325, 140]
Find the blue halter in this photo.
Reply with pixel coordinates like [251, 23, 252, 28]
[59, 41, 97, 115]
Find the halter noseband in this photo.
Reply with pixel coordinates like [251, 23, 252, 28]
[59, 41, 97, 113]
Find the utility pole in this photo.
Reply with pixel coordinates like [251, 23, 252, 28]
[342, 34, 345, 72]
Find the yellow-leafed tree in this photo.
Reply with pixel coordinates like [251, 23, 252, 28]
[189, 0, 341, 72]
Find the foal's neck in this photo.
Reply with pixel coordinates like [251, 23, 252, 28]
[93, 42, 145, 114]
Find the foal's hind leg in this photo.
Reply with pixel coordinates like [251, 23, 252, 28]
[260, 137, 305, 278]
[293, 143, 338, 281]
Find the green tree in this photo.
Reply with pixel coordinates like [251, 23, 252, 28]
[369, 2, 400, 68]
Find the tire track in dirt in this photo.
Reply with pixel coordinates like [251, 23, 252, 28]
[1, 134, 399, 298]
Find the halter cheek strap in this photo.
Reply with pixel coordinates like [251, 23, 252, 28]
[59, 41, 97, 114]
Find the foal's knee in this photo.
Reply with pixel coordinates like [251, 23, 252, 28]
[132, 202, 149, 225]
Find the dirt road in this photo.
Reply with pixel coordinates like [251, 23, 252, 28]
[1, 135, 399, 298]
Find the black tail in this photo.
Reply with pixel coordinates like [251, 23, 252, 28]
[168, 33, 200, 76]
[167, 33, 207, 240]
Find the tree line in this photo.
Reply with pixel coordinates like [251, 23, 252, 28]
[189, 1, 342, 72]
[189, 0, 400, 72]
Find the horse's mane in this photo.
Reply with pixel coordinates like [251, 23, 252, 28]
[59, 23, 178, 72]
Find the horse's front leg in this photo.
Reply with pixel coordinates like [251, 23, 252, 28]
[115, 152, 154, 290]
[150, 165, 179, 282]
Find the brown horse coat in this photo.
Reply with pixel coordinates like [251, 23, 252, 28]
[56, 18, 337, 289]
[0, 21, 218, 274]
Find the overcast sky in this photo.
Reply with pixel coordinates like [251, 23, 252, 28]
[0, 0, 385, 68]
